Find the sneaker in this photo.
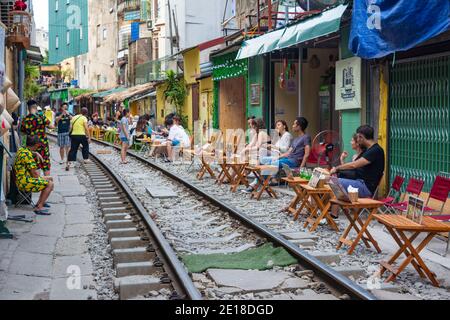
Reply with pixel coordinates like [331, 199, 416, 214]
[241, 187, 255, 194]
[319, 219, 327, 226]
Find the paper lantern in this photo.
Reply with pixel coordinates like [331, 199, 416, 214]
[6, 88, 20, 113]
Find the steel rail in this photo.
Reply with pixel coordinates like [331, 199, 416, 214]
[48, 134, 202, 300]
[89, 138, 377, 301]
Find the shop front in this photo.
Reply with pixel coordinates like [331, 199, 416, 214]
[212, 50, 248, 132]
[237, 4, 348, 145]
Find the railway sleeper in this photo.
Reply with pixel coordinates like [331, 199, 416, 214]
[113, 247, 156, 265]
[114, 275, 172, 300]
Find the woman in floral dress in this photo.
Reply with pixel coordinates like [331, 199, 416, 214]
[21, 100, 55, 176]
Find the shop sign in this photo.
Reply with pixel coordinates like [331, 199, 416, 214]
[335, 57, 362, 110]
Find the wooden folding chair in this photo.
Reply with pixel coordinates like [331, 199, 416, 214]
[195, 132, 221, 179]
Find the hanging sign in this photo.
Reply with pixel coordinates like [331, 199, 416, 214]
[335, 57, 362, 110]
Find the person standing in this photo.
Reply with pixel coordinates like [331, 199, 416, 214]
[67, 107, 91, 170]
[55, 103, 72, 165]
[119, 109, 131, 164]
[21, 100, 55, 176]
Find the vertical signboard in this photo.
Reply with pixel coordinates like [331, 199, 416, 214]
[335, 56, 362, 110]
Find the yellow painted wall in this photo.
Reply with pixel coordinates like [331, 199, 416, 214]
[378, 65, 389, 195]
[183, 48, 200, 85]
[156, 83, 176, 126]
[182, 48, 201, 133]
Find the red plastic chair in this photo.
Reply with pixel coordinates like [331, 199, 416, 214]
[379, 175, 405, 213]
[385, 177, 425, 213]
[424, 176, 450, 214]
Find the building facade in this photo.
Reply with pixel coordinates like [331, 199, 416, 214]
[48, 0, 89, 65]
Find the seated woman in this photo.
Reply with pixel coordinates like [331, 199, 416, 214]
[240, 118, 271, 159]
[14, 136, 54, 215]
[261, 120, 293, 158]
[337, 133, 367, 180]
[243, 117, 310, 193]
[135, 117, 149, 140]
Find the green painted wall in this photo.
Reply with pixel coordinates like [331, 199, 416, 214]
[247, 56, 265, 122]
[340, 25, 361, 158]
[48, 0, 89, 64]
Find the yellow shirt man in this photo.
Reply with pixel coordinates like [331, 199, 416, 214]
[71, 115, 88, 135]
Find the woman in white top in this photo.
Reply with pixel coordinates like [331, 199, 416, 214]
[241, 118, 271, 158]
[270, 120, 293, 155]
[244, 120, 293, 193]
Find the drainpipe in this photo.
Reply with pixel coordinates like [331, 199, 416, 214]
[17, 49, 26, 117]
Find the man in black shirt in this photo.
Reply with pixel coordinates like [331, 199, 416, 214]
[55, 103, 73, 165]
[331, 125, 385, 198]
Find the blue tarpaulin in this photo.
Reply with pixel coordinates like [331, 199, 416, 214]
[350, 0, 450, 59]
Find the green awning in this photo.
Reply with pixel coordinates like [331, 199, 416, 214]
[236, 4, 348, 60]
[92, 87, 127, 98]
[50, 89, 69, 101]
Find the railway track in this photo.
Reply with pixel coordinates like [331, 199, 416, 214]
[49, 134, 376, 300]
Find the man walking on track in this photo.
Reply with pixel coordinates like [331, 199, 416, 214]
[67, 107, 91, 171]
[55, 103, 72, 165]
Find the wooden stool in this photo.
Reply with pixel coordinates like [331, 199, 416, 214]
[281, 177, 309, 215]
[246, 165, 278, 201]
[301, 184, 338, 232]
[333, 199, 383, 255]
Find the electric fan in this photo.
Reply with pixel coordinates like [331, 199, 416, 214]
[308, 130, 342, 169]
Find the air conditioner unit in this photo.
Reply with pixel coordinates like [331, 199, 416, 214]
[147, 20, 153, 30]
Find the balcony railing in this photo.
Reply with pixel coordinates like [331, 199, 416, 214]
[135, 56, 182, 84]
[6, 11, 31, 49]
[118, 0, 140, 15]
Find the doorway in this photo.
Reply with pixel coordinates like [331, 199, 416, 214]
[219, 77, 246, 131]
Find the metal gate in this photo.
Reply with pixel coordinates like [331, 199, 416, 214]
[389, 53, 450, 192]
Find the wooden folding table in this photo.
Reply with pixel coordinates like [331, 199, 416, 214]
[333, 199, 383, 255]
[281, 177, 309, 216]
[216, 156, 249, 192]
[374, 214, 450, 287]
[246, 165, 278, 201]
[299, 184, 338, 232]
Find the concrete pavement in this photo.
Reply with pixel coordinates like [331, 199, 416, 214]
[0, 146, 97, 300]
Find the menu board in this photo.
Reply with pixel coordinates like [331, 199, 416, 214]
[404, 196, 425, 224]
[308, 169, 322, 188]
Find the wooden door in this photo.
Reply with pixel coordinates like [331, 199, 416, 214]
[219, 77, 246, 132]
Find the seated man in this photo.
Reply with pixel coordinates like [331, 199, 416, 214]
[14, 136, 54, 215]
[243, 117, 311, 193]
[330, 125, 385, 199]
[163, 118, 191, 162]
